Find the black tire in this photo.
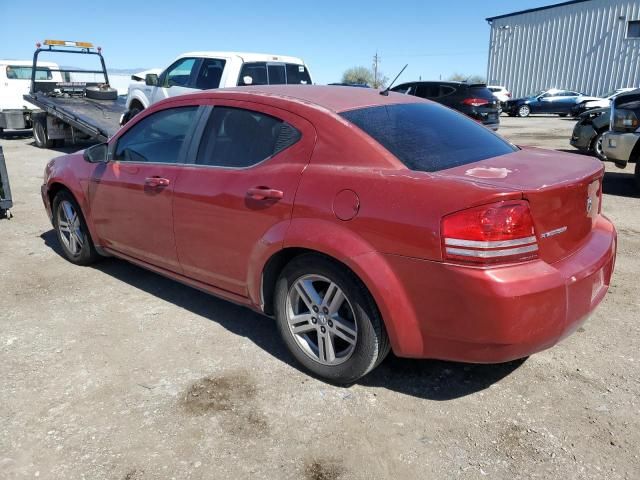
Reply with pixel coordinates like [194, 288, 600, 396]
[559, 113, 568, 117]
[121, 106, 143, 126]
[517, 104, 530, 117]
[52, 190, 101, 265]
[274, 254, 390, 384]
[33, 116, 52, 148]
[85, 86, 118, 101]
[590, 131, 607, 161]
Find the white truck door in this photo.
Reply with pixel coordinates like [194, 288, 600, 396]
[151, 57, 200, 105]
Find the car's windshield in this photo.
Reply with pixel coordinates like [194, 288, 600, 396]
[340, 103, 517, 173]
[6, 66, 52, 80]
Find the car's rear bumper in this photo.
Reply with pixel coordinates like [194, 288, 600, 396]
[383, 215, 616, 362]
[602, 131, 639, 163]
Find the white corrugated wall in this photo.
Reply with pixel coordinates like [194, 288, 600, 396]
[487, 0, 640, 97]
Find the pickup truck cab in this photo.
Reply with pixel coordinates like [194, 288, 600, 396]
[602, 88, 640, 189]
[123, 51, 312, 123]
[0, 60, 62, 132]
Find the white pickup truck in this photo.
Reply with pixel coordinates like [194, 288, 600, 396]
[0, 60, 61, 132]
[122, 51, 312, 123]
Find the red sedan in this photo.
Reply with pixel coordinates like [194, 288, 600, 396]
[41, 86, 616, 383]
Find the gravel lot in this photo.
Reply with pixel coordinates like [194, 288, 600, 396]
[1, 115, 639, 480]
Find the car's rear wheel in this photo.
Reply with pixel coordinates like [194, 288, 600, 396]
[52, 191, 100, 265]
[274, 254, 390, 384]
[517, 105, 530, 117]
[591, 131, 607, 161]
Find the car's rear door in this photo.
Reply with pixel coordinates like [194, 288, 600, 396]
[171, 101, 315, 295]
[88, 103, 202, 272]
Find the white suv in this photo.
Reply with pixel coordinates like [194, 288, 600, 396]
[122, 51, 312, 123]
[487, 85, 512, 104]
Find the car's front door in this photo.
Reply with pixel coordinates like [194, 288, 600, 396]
[151, 57, 200, 105]
[88, 104, 201, 272]
[172, 101, 315, 296]
[535, 92, 558, 112]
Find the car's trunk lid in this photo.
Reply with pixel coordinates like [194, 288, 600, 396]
[437, 147, 604, 264]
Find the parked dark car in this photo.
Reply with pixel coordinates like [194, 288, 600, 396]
[504, 89, 598, 117]
[570, 108, 610, 160]
[328, 83, 370, 88]
[391, 81, 500, 130]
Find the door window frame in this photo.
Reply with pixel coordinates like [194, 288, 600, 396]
[158, 57, 201, 89]
[108, 104, 207, 165]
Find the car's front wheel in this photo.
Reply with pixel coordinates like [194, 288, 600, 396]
[52, 191, 101, 265]
[591, 131, 607, 161]
[517, 105, 531, 117]
[274, 254, 390, 384]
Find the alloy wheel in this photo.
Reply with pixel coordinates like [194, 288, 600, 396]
[286, 274, 358, 366]
[518, 105, 530, 117]
[593, 133, 607, 161]
[57, 200, 84, 256]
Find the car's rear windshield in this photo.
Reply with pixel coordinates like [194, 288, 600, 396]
[6, 66, 52, 80]
[340, 103, 517, 172]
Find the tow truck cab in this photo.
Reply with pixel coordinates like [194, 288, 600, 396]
[0, 60, 61, 131]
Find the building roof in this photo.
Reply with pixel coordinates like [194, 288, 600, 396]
[486, 0, 591, 22]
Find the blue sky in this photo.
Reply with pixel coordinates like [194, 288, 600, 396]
[1, 0, 555, 84]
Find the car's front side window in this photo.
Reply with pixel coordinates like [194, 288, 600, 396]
[114, 107, 198, 164]
[195, 106, 300, 168]
[164, 58, 197, 88]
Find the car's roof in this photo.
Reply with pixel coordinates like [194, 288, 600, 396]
[195, 85, 423, 113]
[177, 51, 305, 64]
[0, 60, 59, 67]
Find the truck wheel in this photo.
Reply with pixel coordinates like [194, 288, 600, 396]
[33, 116, 52, 148]
[85, 86, 118, 101]
[120, 106, 143, 126]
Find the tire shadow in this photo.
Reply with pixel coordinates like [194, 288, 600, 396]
[40, 229, 525, 400]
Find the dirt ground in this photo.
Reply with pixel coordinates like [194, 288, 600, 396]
[1, 115, 639, 480]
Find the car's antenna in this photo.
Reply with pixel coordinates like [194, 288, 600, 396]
[380, 64, 408, 96]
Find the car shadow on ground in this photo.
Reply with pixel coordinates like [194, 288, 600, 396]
[40, 229, 525, 400]
[0, 129, 95, 154]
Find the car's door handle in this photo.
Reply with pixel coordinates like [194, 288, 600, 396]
[247, 186, 284, 200]
[145, 176, 170, 188]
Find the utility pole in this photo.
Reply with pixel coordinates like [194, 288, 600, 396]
[372, 51, 380, 88]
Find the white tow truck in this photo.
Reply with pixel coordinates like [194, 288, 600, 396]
[0, 59, 62, 132]
[122, 51, 312, 123]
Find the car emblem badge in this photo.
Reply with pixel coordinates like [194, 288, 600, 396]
[586, 197, 593, 215]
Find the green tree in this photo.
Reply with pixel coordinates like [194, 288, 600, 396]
[448, 72, 486, 83]
[341, 66, 374, 86]
[341, 67, 389, 88]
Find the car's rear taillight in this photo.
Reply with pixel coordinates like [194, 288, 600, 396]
[442, 201, 539, 265]
[462, 97, 490, 107]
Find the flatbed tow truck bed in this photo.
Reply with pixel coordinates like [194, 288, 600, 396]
[25, 92, 125, 142]
[23, 40, 124, 147]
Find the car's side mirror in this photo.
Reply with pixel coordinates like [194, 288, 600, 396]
[84, 143, 108, 163]
[145, 73, 159, 87]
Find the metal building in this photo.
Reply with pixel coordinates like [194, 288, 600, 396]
[486, 0, 640, 98]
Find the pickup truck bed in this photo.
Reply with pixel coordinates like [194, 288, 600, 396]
[24, 92, 125, 141]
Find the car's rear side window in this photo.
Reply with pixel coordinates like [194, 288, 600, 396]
[340, 103, 517, 172]
[196, 107, 300, 168]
